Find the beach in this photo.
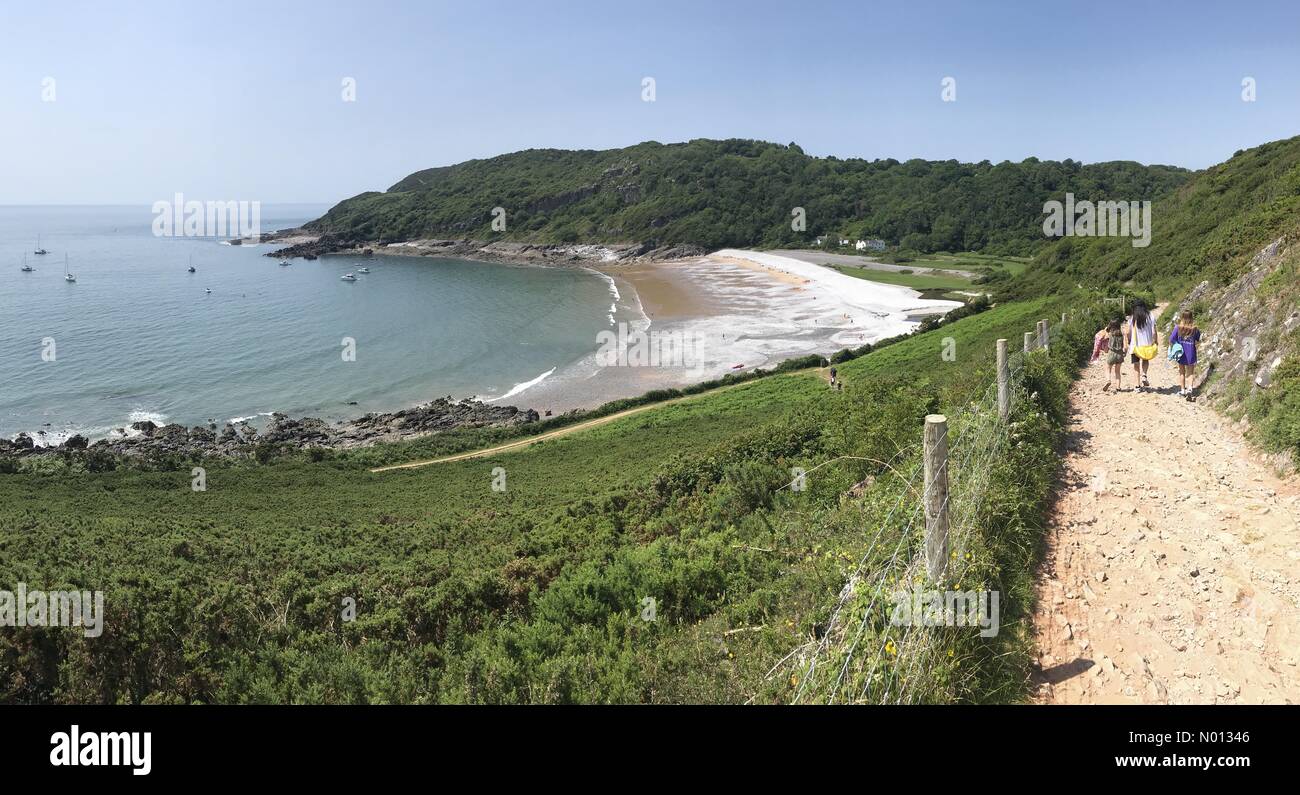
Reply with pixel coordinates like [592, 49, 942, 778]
[2, 209, 962, 449]
[494, 249, 963, 415]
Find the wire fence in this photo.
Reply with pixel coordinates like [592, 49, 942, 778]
[784, 312, 1080, 704]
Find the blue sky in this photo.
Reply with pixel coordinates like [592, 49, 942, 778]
[2, 0, 1298, 204]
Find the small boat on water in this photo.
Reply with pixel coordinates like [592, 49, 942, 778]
[34, 235, 48, 256]
[340, 272, 357, 281]
[63, 255, 76, 282]
[357, 266, 370, 273]
[20, 254, 34, 272]
[188, 255, 196, 273]
[205, 288, 212, 294]
[279, 260, 292, 266]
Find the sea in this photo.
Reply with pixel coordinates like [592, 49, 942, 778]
[0, 205, 632, 443]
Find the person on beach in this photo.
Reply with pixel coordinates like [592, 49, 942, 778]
[1101, 318, 1126, 392]
[1170, 310, 1203, 400]
[1127, 301, 1158, 390]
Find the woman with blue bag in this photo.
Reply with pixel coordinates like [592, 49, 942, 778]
[1169, 310, 1203, 400]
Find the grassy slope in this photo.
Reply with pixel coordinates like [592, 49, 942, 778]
[830, 263, 975, 294]
[0, 296, 1068, 703]
[1004, 134, 1300, 299]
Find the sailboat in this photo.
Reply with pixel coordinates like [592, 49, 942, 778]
[63, 255, 76, 283]
[188, 254, 196, 273]
[34, 235, 48, 255]
[20, 254, 34, 272]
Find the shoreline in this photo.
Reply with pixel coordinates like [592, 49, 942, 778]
[4, 242, 963, 458]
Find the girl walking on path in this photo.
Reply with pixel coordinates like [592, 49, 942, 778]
[1170, 310, 1203, 400]
[1102, 319, 1126, 392]
[1127, 301, 1158, 390]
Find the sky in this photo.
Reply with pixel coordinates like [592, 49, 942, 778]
[2, 0, 1299, 205]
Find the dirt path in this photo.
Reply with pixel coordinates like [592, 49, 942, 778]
[1033, 317, 1300, 704]
[368, 374, 795, 473]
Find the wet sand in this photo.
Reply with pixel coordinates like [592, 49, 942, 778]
[498, 250, 961, 416]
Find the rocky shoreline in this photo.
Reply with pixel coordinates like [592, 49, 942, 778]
[0, 397, 540, 462]
[255, 229, 706, 268]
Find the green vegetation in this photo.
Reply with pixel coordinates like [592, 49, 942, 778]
[1003, 134, 1300, 299]
[308, 139, 1188, 256]
[776, 313, 1098, 703]
[0, 296, 1079, 704]
[7, 133, 1300, 704]
[829, 263, 976, 298]
[866, 250, 1030, 278]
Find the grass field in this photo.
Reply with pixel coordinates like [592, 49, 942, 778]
[829, 264, 976, 298]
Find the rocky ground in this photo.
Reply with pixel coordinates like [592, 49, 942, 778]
[1185, 236, 1298, 403]
[1033, 328, 1300, 704]
[0, 397, 540, 462]
[255, 229, 706, 268]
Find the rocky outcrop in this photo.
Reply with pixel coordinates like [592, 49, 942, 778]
[337, 397, 537, 447]
[1186, 237, 1296, 401]
[1182, 235, 1298, 470]
[1, 398, 540, 464]
[262, 233, 705, 267]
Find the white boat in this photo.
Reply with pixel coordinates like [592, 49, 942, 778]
[205, 288, 212, 294]
[340, 272, 357, 281]
[279, 260, 292, 266]
[187, 254, 196, 273]
[357, 266, 370, 273]
[34, 235, 48, 256]
[20, 254, 34, 272]
[63, 255, 75, 282]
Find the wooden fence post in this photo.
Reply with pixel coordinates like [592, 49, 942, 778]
[924, 415, 949, 583]
[1023, 331, 1034, 353]
[1038, 319, 1049, 351]
[1062, 312, 1068, 325]
[997, 339, 1009, 422]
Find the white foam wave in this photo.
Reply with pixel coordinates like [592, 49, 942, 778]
[128, 410, 169, 426]
[485, 367, 556, 402]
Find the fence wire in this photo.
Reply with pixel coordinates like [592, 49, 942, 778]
[783, 314, 1081, 704]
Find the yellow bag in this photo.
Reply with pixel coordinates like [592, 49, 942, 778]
[1134, 344, 1159, 361]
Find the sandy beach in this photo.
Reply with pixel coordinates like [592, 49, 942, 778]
[496, 249, 963, 415]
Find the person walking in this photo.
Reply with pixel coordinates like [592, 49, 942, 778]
[1127, 301, 1158, 390]
[1170, 310, 1203, 400]
[1102, 318, 1126, 392]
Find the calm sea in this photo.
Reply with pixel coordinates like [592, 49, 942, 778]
[0, 205, 622, 442]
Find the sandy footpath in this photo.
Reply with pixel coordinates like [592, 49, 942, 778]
[1033, 324, 1300, 704]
